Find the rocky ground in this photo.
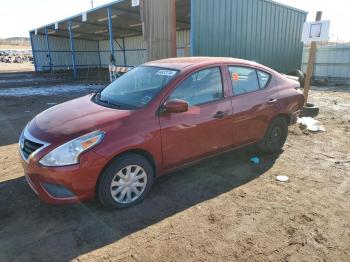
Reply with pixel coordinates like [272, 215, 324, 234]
[0, 85, 349, 262]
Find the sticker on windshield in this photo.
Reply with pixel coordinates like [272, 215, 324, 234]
[156, 70, 177, 77]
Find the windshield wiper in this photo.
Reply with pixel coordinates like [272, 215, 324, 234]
[100, 99, 121, 108]
[95, 94, 121, 108]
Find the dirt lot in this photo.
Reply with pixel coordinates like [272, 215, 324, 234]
[0, 62, 33, 73]
[0, 45, 30, 50]
[0, 85, 349, 262]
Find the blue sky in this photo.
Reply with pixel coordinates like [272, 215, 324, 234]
[0, 0, 349, 42]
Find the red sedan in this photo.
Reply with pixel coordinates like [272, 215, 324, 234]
[19, 57, 304, 209]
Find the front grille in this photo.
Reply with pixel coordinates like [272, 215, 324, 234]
[21, 138, 43, 159]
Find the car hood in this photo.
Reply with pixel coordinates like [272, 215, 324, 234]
[28, 95, 132, 142]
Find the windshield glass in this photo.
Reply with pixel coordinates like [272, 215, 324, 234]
[95, 66, 179, 109]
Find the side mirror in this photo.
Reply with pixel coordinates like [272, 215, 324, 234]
[162, 99, 189, 114]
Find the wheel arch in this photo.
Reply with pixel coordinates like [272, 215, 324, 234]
[107, 148, 157, 176]
[95, 148, 158, 196]
[259, 113, 291, 141]
[259, 113, 289, 153]
[274, 113, 291, 125]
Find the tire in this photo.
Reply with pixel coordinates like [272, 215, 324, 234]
[97, 154, 154, 209]
[259, 117, 288, 153]
[301, 103, 319, 118]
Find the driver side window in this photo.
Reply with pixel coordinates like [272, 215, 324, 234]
[168, 67, 223, 106]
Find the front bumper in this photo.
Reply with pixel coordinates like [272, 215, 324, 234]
[19, 149, 106, 205]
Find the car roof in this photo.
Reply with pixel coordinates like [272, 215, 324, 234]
[144, 57, 273, 72]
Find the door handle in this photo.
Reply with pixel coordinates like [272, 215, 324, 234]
[214, 111, 228, 119]
[267, 98, 278, 105]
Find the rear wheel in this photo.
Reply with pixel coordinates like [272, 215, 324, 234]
[97, 154, 154, 209]
[259, 117, 288, 153]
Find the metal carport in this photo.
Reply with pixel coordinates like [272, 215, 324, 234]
[30, 0, 190, 77]
[30, 0, 307, 78]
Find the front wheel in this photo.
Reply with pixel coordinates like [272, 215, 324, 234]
[97, 154, 154, 209]
[258, 117, 288, 153]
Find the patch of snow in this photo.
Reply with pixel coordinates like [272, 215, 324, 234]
[297, 117, 325, 132]
[0, 84, 103, 97]
[276, 175, 289, 182]
[0, 77, 49, 83]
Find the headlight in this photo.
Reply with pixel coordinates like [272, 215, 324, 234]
[39, 130, 105, 167]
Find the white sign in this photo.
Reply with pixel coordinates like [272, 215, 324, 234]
[82, 12, 87, 22]
[301, 20, 330, 43]
[54, 22, 58, 30]
[131, 0, 140, 7]
[156, 70, 177, 77]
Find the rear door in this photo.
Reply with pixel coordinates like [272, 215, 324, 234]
[159, 66, 233, 169]
[227, 66, 278, 146]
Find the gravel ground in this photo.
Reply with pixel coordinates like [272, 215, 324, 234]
[0, 85, 349, 262]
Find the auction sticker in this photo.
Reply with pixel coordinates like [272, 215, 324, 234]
[156, 70, 177, 77]
[232, 72, 239, 81]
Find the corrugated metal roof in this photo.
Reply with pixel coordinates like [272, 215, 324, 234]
[30, 0, 190, 41]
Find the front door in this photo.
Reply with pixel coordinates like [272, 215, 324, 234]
[159, 67, 233, 169]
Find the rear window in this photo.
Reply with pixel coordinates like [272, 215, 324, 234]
[257, 70, 271, 89]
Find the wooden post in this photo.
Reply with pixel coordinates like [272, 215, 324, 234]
[303, 11, 322, 103]
[170, 0, 177, 58]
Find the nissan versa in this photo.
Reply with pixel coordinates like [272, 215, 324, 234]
[19, 57, 304, 209]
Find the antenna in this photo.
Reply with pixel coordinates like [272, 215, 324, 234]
[90, 0, 94, 9]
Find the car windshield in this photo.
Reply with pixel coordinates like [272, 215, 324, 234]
[94, 66, 179, 109]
